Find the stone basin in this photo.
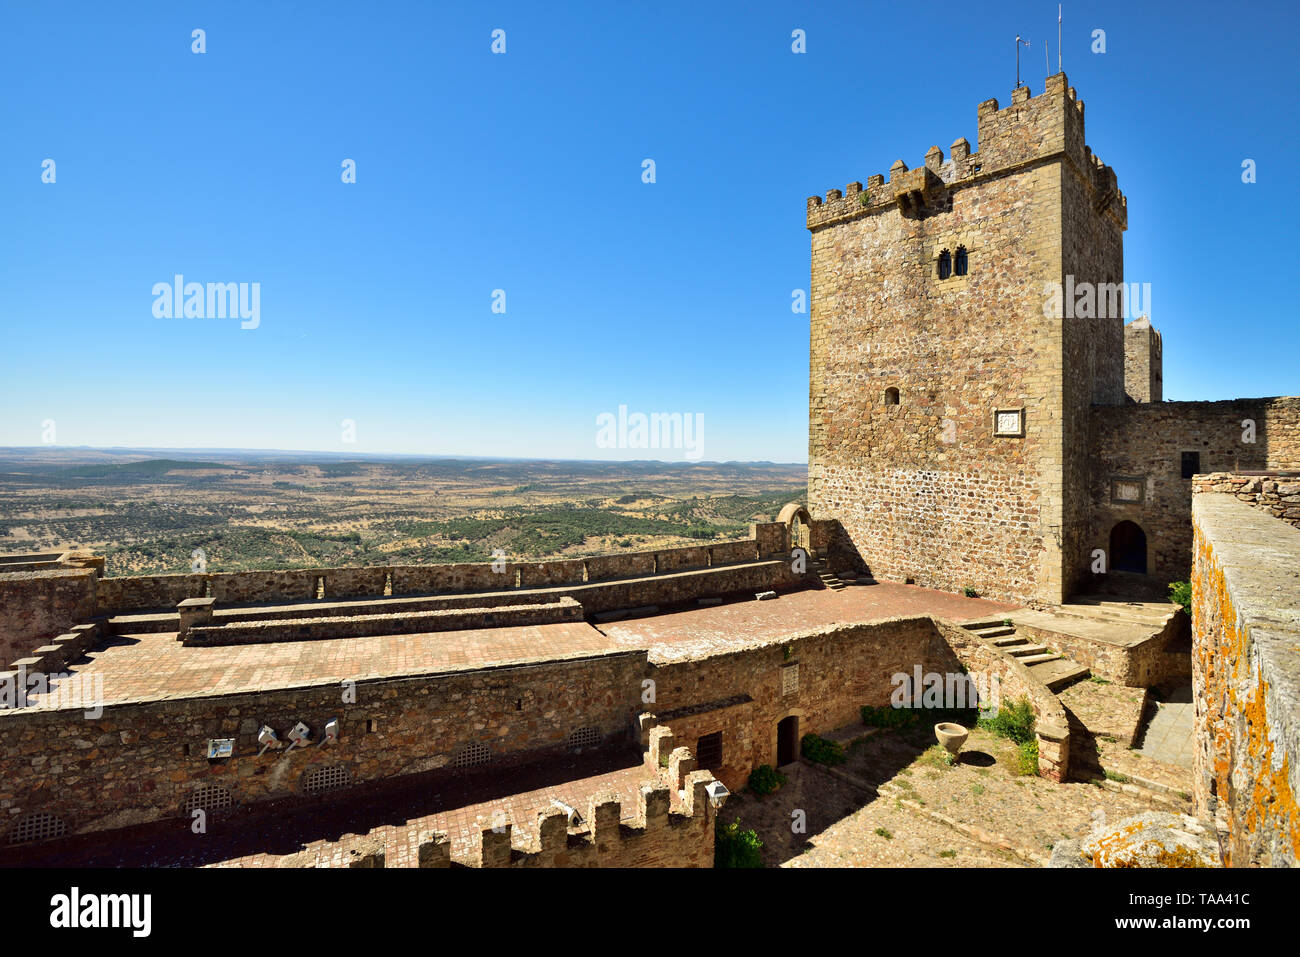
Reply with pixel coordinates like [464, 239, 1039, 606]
[934, 722, 969, 757]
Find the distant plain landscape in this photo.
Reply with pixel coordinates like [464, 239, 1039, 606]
[0, 449, 806, 576]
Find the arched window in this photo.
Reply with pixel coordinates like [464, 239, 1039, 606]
[936, 249, 951, 280]
[954, 245, 968, 276]
[884, 387, 900, 406]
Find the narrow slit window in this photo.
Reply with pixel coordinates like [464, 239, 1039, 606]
[937, 249, 952, 280]
[954, 245, 968, 276]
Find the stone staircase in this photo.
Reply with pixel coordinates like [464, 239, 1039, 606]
[961, 618, 1091, 692]
[809, 557, 847, 591]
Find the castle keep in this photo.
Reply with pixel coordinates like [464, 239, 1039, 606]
[806, 72, 1299, 605]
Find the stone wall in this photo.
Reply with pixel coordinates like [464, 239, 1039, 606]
[806, 74, 1123, 606]
[461, 770, 718, 868]
[647, 614, 1071, 789]
[0, 650, 645, 840]
[285, 721, 721, 869]
[649, 618, 945, 791]
[0, 569, 97, 668]
[88, 534, 780, 617]
[1123, 316, 1162, 403]
[183, 598, 583, 646]
[1193, 471, 1300, 530]
[1089, 397, 1300, 588]
[1190, 494, 1300, 866]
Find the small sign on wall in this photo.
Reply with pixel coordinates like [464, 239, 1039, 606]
[1110, 477, 1145, 504]
[206, 738, 234, 759]
[993, 408, 1026, 438]
[782, 663, 799, 697]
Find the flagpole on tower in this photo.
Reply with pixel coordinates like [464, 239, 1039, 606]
[1059, 4, 1063, 72]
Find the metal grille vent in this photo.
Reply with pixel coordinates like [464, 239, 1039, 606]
[302, 764, 351, 794]
[7, 812, 67, 845]
[450, 742, 492, 769]
[566, 727, 601, 752]
[181, 784, 233, 817]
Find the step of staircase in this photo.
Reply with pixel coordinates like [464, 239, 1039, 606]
[809, 561, 847, 590]
[1016, 652, 1061, 666]
[960, 617, 1012, 630]
[970, 625, 1015, 639]
[1025, 658, 1092, 692]
[963, 618, 1091, 693]
[1006, 644, 1051, 657]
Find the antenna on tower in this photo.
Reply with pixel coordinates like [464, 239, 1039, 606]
[1058, 4, 1063, 72]
[1016, 35, 1031, 88]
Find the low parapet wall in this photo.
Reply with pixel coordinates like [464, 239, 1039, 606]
[91, 526, 791, 616]
[0, 650, 646, 845]
[266, 717, 721, 869]
[1193, 471, 1300, 531]
[1191, 494, 1300, 866]
[183, 598, 583, 646]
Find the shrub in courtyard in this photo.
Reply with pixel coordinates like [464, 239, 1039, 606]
[977, 696, 1036, 745]
[801, 732, 846, 766]
[860, 704, 918, 730]
[1015, 739, 1040, 776]
[1167, 580, 1192, 615]
[715, 817, 764, 868]
[747, 764, 788, 796]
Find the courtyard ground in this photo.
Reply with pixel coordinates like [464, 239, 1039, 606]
[723, 710, 1189, 868]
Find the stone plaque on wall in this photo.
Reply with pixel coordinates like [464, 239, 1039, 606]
[993, 408, 1025, 437]
[1110, 477, 1145, 504]
[781, 663, 799, 697]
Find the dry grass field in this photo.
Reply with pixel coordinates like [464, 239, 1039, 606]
[0, 449, 805, 576]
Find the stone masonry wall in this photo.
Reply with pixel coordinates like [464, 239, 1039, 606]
[806, 74, 1122, 606]
[649, 618, 945, 791]
[0, 650, 645, 840]
[1193, 472, 1300, 530]
[1190, 494, 1300, 866]
[1124, 317, 1162, 403]
[0, 570, 97, 668]
[88, 532, 783, 617]
[1089, 397, 1300, 587]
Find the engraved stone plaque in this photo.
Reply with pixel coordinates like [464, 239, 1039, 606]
[993, 409, 1024, 437]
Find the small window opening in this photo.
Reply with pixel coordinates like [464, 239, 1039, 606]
[1181, 451, 1200, 480]
[954, 245, 968, 276]
[937, 249, 952, 280]
[884, 387, 900, 406]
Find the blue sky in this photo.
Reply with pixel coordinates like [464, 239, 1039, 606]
[2, 0, 1296, 463]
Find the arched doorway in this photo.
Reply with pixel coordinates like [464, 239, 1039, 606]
[776, 715, 800, 766]
[1110, 521, 1148, 574]
[777, 502, 812, 553]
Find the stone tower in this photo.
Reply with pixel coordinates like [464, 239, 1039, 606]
[1124, 315, 1163, 403]
[805, 74, 1127, 605]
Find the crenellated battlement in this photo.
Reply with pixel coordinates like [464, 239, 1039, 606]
[416, 718, 722, 868]
[807, 73, 1125, 231]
